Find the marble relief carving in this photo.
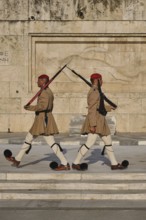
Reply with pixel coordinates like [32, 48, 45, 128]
[31, 36, 146, 90]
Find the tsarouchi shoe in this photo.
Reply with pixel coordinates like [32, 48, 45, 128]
[72, 163, 81, 170]
[111, 163, 127, 170]
[54, 163, 70, 171]
[72, 163, 88, 171]
[6, 157, 20, 168]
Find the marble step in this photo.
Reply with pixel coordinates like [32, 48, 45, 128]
[0, 192, 146, 201]
[1, 182, 146, 190]
[1, 173, 146, 181]
[1, 173, 146, 200]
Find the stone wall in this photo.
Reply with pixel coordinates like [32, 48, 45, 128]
[0, 0, 146, 133]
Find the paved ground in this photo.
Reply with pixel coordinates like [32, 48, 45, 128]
[0, 132, 146, 220]
[0, 131, 146, 145]
[0, 131, 146, 173]
[1, 209, 146, 220]
[0, 132, 146, 174]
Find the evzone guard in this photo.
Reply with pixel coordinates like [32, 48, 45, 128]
[4, 73, 70, 171]
[70, 71, 129, 171]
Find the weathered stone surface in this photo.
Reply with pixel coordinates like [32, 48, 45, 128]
[0, 0, 145, 22]
[28, 0, 145, 21]
[123, 0, 145, 20]
[9, 114, 34, 132]
[10, 82, 25, 98]
[117, 98, 142, 114]
[129, 114, 146, 132]
[0, 0, 28, 20]
[69, 114, 116, 135]
[115, 114, 130, 132]
[0, 115, 9, 132]
[142, 98, 146, 113]
[54, 114, 72, 133]
[0, 1, 146, 133]
[69, 98, 87, 114]
[53, 97, 70, 114]
[0, 98, 21, 113]
[0, 82, 10, 98]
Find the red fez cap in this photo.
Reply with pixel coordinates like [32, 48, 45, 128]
[38, 74, 49, 81]
[90, 73, 102, 80]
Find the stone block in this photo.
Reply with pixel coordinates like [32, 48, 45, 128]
[106, 115, 116, 135]
[0, 0, 28, 20]
[69, 115, 85, 135]
[117, 97, 142, 114]
[103, 83, 130, 93]
[0, 82, 10, 98]
[0, 114, 9, 132]
[142, 98, 146, 113]
[0, 66, 27, 82]
[106, 21, 130, 33]
[115, 114, 129, 133]
[54, 114, 71, 133]
[68, 114, 117, 136]
[129, 114, 146, 132]
[29, 0, 75, 21]
[54, 92, 87, 99]
[0, 98, 21, 113]
[10, 82, 25, 98]
[123, 0, 145, 20]
[9, 114, 34, 132]
[69, 98, 87, 114]
[28, 0, 124, 21]
[51, 82, 87, 93]
[8, 21, 27, 35]
[53, 97, 70, 114]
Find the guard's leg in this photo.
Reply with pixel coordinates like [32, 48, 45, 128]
[101, 135, 129, 169]
[73, 133, 98, 166]
[15, 132, 35, 162]
[100, 135, 118, 166]
[44, 135, 69, 168]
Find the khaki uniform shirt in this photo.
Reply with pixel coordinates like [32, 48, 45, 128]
[26, 87, 59, 136]
[81, 86, 111, 136]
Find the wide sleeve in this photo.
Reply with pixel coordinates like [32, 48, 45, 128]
[25, 90, 49, 112]
[88, 89, 99, 127]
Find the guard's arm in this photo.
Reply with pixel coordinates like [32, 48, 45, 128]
[24, 91, 49, 112]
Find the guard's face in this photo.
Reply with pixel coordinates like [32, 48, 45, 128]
[93, 78, 102, 86]
[37, 78, 46, 87]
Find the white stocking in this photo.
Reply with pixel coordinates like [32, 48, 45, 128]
[44, 135, 68, 165]
[100, 135, 118, 165]
[74, 133, 98, 164]
[15, 132, 35, 162]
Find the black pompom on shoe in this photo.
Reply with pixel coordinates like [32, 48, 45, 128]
[121, 160, 129, 168]
[4, 149, 12, 158]
[80, 163, 88, 171]
[50, 161, 58, 170]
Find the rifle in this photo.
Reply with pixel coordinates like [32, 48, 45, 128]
[66, 66, 92, 87]
[66, 65, 117, 115]
[25, 64, 67, 106]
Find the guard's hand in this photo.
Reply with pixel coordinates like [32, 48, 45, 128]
[90, 126, 96, 134]
[111, 107, 116, 110]
[24, 105, 29, 110]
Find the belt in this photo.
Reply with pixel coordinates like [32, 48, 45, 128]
[35, 109, 51, 116]
[97, 108, 107, 116]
